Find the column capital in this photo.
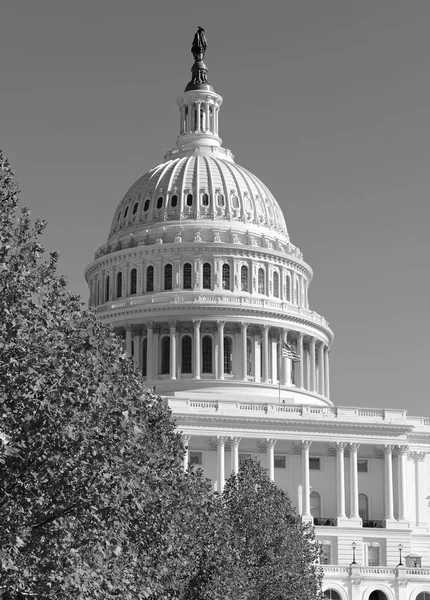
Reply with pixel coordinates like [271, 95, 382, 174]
[297, 331, 304, 339]
[262, 324, 270, 332]
[168, 320, 178, 330]
[146, 321, 154, 330]
[396, 445, 409, 455]
[217, 435, 227, 445]
[300, 440, 312, 450]
[125, 324, 132, 332]
[230, 436, 241, 446]
[193, 319, 201, 329]
[216, 320, 226, 330]
[383, 444, 395, 455]
[240, 322, 248, 331]
[310, 337, 316, 347]
[335, 442, 347, 452]
[182, 433, 191, 445]
[348, 442, 360, 452]
[266, 437, 277, 448]
[152, 324, 160, 334]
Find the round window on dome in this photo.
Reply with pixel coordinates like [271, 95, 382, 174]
[144, 199, 150, 212]
[123, 206, 129, 219]
[186, 193, 193, 207]
[171, 194, 178, 207]
[157, 196, 163, 209]
[132, 202, 139, 215]
[217, 194, 225, 207]
[231, 195, 239, 209]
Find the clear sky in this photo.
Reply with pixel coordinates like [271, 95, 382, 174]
[2, 1, 430, 416]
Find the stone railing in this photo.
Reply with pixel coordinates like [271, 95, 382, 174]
[362, 519, 386, 528]
[314, 517, 338, 526]
[321, 565, 430, 578]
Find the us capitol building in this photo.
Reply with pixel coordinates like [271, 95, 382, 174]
[84, 28, 430, 600]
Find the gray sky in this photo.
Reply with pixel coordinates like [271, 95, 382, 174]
[2, 1, 430, 416]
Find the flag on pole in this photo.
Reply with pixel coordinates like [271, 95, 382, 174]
[281, 341, 301, 362]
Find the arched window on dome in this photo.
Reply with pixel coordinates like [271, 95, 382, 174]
[160, 337, 170, 375]
[217, 194, 225, 207]
[246, 337, 252, 376]
[132, 201, 139, 215]
[310, 491, 321, 519]
[201, 193, 209, 207]
[105, 276, 110, 302]
[156, 196, 163, 209]
[258, 268, 265, 294]
[324, 590, 341, 600]
[181, 335, 192, 374]
[116, 272, 123, 298]
[222, 264, 230, 290]
[164, 264, 173, 291]
[286, 275, 291, 302]
[224, 337, 233, 375]
[203, 263, 211, 290]
[146, 266, 154, 292]
[273, 272, 279, 298]
[142, 338, 147, 377]
[130, 268, 137, 295]
[202, 335, 213, 374]
[241, 265, 248, 292]
[359, 493, 369, 521]
[231, 195, 239, 209]
[186, 193, 193, 207]
[144, 199, 150, 212]
[171, 194, 178, 207]
[183, 263, 192, 290]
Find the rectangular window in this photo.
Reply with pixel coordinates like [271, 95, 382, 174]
[189, 451, 202, 466]
[357, 459, 368, 473]
[366, 545, 379, 567]
[309, 457, 321, 470]
[274, 455, 286, 469]
[320, 544, 331, 565]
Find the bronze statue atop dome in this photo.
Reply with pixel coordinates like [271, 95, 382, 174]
[185, 26, 212, 92]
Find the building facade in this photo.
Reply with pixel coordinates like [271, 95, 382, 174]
[84, 31, 430, 600]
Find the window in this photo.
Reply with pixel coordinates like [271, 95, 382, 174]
[181, 336, 192, 374]
[186, 193, 193, 206]
[324, 590, 340, 599]
[320, 545, 332, 565]
[171, 194, 178, 207]
[222, 264, 230, 290]
[286, 275, 291, 301]
[156, 196, 163, 209]
[416, 593, 430, 600]
[366, 545, 380, 567]
[130, 268, 137, 295]
[161, 337, 170, 375]
[273, 271, 279, 298]
[142, 338, 147, 377]
[117, 211, 121, 222]
[309, 457, 321, 470]
[123, 206, 129, 219]
[201, 193, 209, 206]
[310, 491, 321, 519]
[274, 455, 286, 469]
[189, 451, 203, 466]
[407, 556, 422, 568]
[202, 335, 213, 374]
[217, 194, 225, 206]
[258, 268, 265, 294]
[357, 459, 368, 473]
[359, 494, 369, 521]
[224, 337, 232, 375]
[164, 264, 173, 290]
[144, 198, 150, 211]
[246, 337, 252, 376]
[203, 263, 211, 289]
[132, 201, 138, 215]
[183, 263, 192, 289]
[231, 195, 239, 208]
[105, 276, 110, 302]
[116, 272, 123, 298]
[241, 265, 248, 291]
[146, 266, 154, 292]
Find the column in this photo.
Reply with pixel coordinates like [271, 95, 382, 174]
[414, 452, 427, 526]
[217, 321, 225, 380]
[271, 335, 277, 383]
[241, 323, 248, 381]
[349, 443, 360, 518]
[205, 103, 210, 131]
[397, 445, 409, 521]
[125, 325, 133, 356]
[169, 320, 177, 380]
[217, 436, 226, 493]
[317, 343, 325, 395]
[182, 434, 191, 471]
[324, 347, 330, 398]
[310, 338, 316, 392]
[281, 330, 289, 385]
[196, 102, 201, 131]
[146, 322, 153, 380]
[335, 442, 346, 517]
[193, 320, 201, 379]
[267, 438, 277, 482]
[297, 332, 304, 388]
[384, 444, 395, 520]
[133, 326, 141, 371]
[152, 325, 160, 378]
[230, 436, 241, 475]
[253, 333, 261, 383]
[301, 440, 312, 517]
[262, 325, 269, 383]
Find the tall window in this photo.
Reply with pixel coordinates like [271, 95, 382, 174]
[116, 272, 122, 298]
[231, 195, 239, 208]
[183, 263, 192, 289]
[286, 275, 291, 301]
[320, 545, 332, 566]
[241, 265, 248, 291]
[105, 276, 110, 302]
[310, 491, 321, 519]
[202, 336, 213, 373]
[359, 494, 369, 521]
[146, 266, 154, 292]
[142, 338, 147, 377]
[202, 193, 209, 206]
[186, 193, 193, 206]
[156, 196, 163, 209]
[224, 337, 232, 374]
[366, 545, 380, 567]
[246, 337, 252, 376]
[222, 264, 230, 290]
[273, 272, 279, 298]
[144, 198, 150, 211]
[132, 201, 139, 215]
[130, 268, 137, 295]
[217, 194, 225, 206]
[181, 336, 192, 374]
[171, 194, 178, 207]
[203, 263, 211, 289]
[164, 264, 173, 290]
[161, 337, 170, 375]
[258, 268, 265, 294]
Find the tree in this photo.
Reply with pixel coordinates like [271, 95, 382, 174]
[0, 150, 238, 600]
[223, 457, 323, 600]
